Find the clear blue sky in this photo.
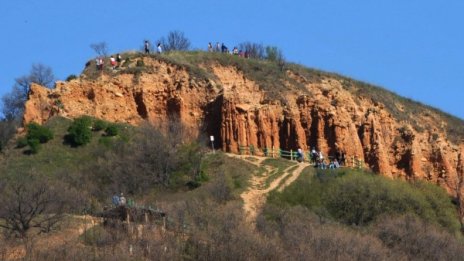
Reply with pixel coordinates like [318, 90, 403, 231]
[1, 0, 463, 119]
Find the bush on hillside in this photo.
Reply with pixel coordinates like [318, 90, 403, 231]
[16, 122, 54, 154]
[27, 138, 40, 154]
[92, 119, 107, 131]
[66, 116, 93, 146]
[373, 215, 464, 260]
[104, 124, 119, 136]
[26, 122, 54, 143]
[267, 169, 460, 232]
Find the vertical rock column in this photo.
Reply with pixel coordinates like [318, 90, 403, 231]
[457, 143, 464, 226]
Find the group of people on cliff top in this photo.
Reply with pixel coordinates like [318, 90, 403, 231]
[95, 54, 122, 71]
[207, 42, 250, 58]
[95, 40, 253, 72]
[144, 40, 163, 54]
[295, 147, 346, 169]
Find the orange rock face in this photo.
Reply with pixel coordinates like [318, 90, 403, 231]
[24, 56, 464, 201]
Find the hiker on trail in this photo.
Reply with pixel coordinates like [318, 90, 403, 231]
[116, 53, 122, 64]
[110, 55, 116, 70]
[311, 148, 318, 164]
[112, 194, 120, 207]
[144, 40, 150, 54]
[329, 160, 335, 169]
[157, 43, 162, 54]
[233, 47, 239, 55]
[297, 148, 304, 162]
[334, 159, 340, 168]
[208, 42, 213, 52]
[119, 193, 127, 206]
[319, 159, 327, 170]
[216, 42, 221, 52]
[221, 43, 227, 53]
[318, 151, 325, 169]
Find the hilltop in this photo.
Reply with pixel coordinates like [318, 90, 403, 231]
[23, 51, 464, 199]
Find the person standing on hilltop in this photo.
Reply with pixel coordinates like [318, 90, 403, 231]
[116, 53, 122, 68]
[119, 193, 126, 207]
[144, 40, 150, 54]
[216, 42, 220, 52]
[208, 42, 213, 52]
[97, 57, 104, 71]
[95, 57, 101, 70]
[157, 43, 163, 54]
[110, 55, 116, 70]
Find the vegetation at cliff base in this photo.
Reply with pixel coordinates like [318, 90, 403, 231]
[267, 168, 460, 232]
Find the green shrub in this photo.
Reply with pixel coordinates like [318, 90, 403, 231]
[66, 116, 93, 146]
[26, 122, 54, 143]
[27, 138, 40, 154]
[104, 124, 119, 136]
[92, 119, 107, 131]
[268, 169, 460, 232]
[16, 137, 28, 148]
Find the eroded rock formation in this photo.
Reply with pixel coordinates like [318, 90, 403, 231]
[24, 55, 464, 200]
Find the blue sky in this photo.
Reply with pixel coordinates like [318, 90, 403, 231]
[1, 0, 463, 119]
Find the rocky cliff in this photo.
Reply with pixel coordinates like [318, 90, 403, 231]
[24, 52, 464, 200]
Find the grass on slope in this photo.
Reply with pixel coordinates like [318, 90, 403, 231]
[0, 116, 131, 177]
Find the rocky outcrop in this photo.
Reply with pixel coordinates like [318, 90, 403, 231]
[24, 54, 464, 200]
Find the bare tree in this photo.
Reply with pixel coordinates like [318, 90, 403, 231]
[1, 64, 55, 120]
[90, 42, 109, 57]
[29, 64, 55, 88]
[238, 42, 266, 59]
[158, 30, 191, 52]
[0, 177, 69, 238]
[265, 46, 286, 70]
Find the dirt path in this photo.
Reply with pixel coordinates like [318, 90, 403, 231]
[277, 163, 309, 192]
[228, 154, 310, 225]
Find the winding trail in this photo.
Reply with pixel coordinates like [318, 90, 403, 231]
[227, 154, 310, 225]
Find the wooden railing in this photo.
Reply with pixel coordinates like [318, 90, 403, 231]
[238, 145, 364, 169]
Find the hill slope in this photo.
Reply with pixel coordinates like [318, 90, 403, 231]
[23, 51, 464, 202]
